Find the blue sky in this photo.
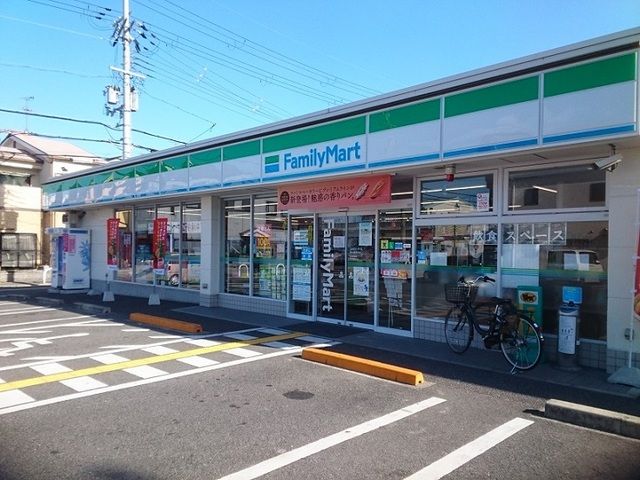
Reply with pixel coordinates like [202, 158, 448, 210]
[1, 0, 638, 159]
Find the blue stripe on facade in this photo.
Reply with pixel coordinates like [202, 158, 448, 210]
[368, 153, 440, 168]
[265, 164, 279, 174]
[542, 124, 636, 144]
[159, 188, 189, 194]
[443, 138, 538, 158]
[188, 183, 222, 192]
[222, 178, 261, 187]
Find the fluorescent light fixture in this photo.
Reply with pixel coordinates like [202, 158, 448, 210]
[446, 185, 485, 191]
[533, 185, 557, 194]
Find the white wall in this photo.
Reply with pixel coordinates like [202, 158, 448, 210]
[607, 146, 640, 354]
[79, 207, 112, 283]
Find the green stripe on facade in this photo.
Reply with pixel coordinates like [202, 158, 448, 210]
[369, 99, 440, 133]
[43, 184, 58, 194]
[136, 162, 159, 176]
[223, 140, 261, 161]
[114, 167, 135, 180]
[60, 179, 78, 190]
[265, 155, 279, 165]
[190, 148, 221, 167]
[161, 155, 189, 172]
[77, 176, 92, 188]
[544, 52, 637, 97]
[445, 76, 539, 118]
[94, 171, 113, 184]
[263, 116, 366, 153]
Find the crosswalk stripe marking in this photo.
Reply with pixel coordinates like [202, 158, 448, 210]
[178, 356, 219, 368]
[124, 365, 167, 379]
[0, 347, 305, 416]
[0, 389, 34, 408]
[404, 417, 534, 480]
[91, 354, 130, 364]
[0, 331, 306, 393]
[31, 363, 71, 376]
[297, 335, 334, 343]
[224, 333, 257, 341]
[216, 397, 447, 480]
[60, 376, 108, 392]
[143, 346, 178, 355]
[225, 348, 262, 358]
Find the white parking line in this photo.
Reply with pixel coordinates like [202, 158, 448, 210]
[0, 315, 90, 329]
[0, 307, 56, 316]
[0, 389, 34, 409]
[124, 365, 167, 379]
[404, 417, 534, 480]
[216, 397, 447, 480]
[178, 356, 219, 367]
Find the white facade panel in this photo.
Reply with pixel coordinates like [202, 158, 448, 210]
[368, 122, 440, 166]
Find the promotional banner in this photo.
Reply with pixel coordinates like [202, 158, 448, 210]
[278, 174, 391, 210]
[107, 218, 119, 268]
[152, 217, 168, 272]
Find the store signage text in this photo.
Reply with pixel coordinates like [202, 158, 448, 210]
[320, 218, 335, 313]
[283, 141, 362, 171]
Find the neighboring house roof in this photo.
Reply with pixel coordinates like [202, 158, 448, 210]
[0, 133, 105, 165]
[0, 145, 41, 171]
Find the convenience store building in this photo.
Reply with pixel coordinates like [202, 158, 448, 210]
[44, 29, 640, 373]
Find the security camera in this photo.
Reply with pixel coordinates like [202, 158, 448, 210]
[592, 153, 622, 171]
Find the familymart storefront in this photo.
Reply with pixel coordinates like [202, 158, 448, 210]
[43, 29, 640, 373]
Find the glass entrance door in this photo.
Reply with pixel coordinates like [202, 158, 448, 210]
[288, 215, 314, 317]
[316, 214, 375, 326]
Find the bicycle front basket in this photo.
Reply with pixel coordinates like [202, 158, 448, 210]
[444, 284, 478, 304]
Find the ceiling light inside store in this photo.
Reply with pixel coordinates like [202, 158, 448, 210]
[533, 185, 558, 194]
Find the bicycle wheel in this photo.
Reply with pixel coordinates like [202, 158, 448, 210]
[444, 305, 473, 354]
[500, 315, 542, 370]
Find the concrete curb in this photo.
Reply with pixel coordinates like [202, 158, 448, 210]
[302, 347, 424, 386]
[73, 302, 111, 315]
[35, 296, 64, 306]
[129, 313, 203, 334]
[0, 294, 28, 302]
[545, 399, 640, 439]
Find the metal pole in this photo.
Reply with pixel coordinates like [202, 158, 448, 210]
[122, 0, 132, 160]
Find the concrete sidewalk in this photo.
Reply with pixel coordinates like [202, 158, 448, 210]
[1, 285, 638, 432]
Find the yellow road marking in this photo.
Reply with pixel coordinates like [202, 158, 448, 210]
[0, 332, 305, 393]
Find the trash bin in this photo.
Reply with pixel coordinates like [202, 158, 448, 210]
[557, 301, 581, 371]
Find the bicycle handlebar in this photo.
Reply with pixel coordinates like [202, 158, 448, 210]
[458, 275, 495, 285]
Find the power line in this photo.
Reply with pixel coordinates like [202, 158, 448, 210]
[0, 62, 110, 79]
[23, 131, 156, 152]
[154, 0, 380, 97]
[0, 108, 186, 146]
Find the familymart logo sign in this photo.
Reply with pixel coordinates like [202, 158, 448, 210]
[264, 138, 366, 178]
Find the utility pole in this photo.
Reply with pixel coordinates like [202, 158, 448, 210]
[122, 0, 132, 160]
[105, 0, 143, 160]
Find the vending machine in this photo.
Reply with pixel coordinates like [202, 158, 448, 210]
[47, 227, 91, 289]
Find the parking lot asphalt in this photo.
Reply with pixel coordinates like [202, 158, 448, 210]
[1, 283, 639, 435]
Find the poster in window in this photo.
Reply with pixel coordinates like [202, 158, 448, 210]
[353, 267, 369, 296]
[359, 222, 372, 246]
[292, 283, 311, 301]
[476, 192, 490, 211]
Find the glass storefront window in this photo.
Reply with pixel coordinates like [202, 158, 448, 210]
[500, 220, 608, 340]
[508, 165, 606, 211]
[253, 196, 287, 300]
[114, 209, 132, 282]
[157, 205, 181, 287]
[378, 209, 413, 330]
[224, 198, 251, 295]
[289, 215, 314, 315]
[134, 206, 154, 284]
[182, 203, 201, 289]
[415, 224, 498, 319]
[419, 174, 493, 216]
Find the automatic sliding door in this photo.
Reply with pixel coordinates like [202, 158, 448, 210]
[317, 215, 346, 322]
[289, 215, 314, 316]
[346, 215, 375, 326]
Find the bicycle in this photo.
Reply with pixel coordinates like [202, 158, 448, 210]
[443, 275, 544, 372]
